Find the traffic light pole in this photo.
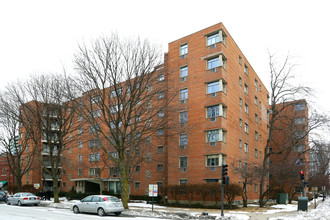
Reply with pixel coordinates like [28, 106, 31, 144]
[221, 183, 224, 217]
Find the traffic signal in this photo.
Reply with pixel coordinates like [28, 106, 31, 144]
[300, 170, 305, 180]
[222, 176, 230, 185]
[222, 164, 228, 177]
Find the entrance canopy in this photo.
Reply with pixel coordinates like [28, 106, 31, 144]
[0, 181, 8, 188]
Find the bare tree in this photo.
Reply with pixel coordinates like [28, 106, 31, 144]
[71, 34, 176, 208]
[0, 92, 35, 191]
[4, 74, 81, 203]
[232, 160, 260, 207]
[309, 141, 330, 190]
[259, 52, 329, 207]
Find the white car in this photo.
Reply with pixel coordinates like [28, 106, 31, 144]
[72, 195, 124, 216]
[7, 192, 40, 206]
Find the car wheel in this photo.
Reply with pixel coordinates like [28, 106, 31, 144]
[114, 212, 121, 216]
[18, 200, 22, 206]
[34, 204, 39, 206]
[7, 201, 10, 205]
[73, 206, 80, 214]
[97, 208, 105, 216]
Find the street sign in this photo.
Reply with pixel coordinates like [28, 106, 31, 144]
[149, 184, 158, 197]
[34, 183, 40, 189]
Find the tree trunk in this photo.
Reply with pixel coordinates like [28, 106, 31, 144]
[121, 163, 130, 209]
[53, 173, 59, 203]
[16, 176, 22, 192]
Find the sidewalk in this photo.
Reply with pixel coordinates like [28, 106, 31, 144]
[41, 197, 326, 220]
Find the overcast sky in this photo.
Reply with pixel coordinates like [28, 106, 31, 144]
[1, 0, 329, 116]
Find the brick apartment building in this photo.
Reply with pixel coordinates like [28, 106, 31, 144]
[20, 22, 270, 202]
[269, 100, 309, 195]
[0, 153, 15, 189]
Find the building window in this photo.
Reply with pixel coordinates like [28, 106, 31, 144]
[254, 184, 258, 193]
[180, 111, 188, 124]
[255, 114, 258, 123]
[295, 118, 305, 125]
[244, 64, 248, 75]
[245, 103, 249, 114]
[244, 123, 249, 133]
[207, 105, 219, 119]
[110, 88, 123, 98]
[179, 179, 188, 185]
[207, 129, 219, 143]
[158, 128, 164, 136]
[255, 131, 258, 141]
[157, 146, 164, 153]
[239, 118, 242, 127]
[78, 155, 82, 163]
[239, 56, 242, 65]
[78, 127, 82, 135]
[295, 145, 305, 152]
[89, 139, 100, 148]
[244, 84, 249, 94]
[135, 165, 140, 172]
[180, 88, 188, 103]
[78, 169, 82, 177]
[91, 95, 101, 104]
[158, 110, 164, 118]
[255, 148, 258, 158]
[295, 103, 305, 111]
[109, 167, 119, 176]
[180, 66, 188, 81]
[207, 32, 220, 46]
[145, 170, 151, 179]
[158, 92, 164, 99]
[134, 182, 140, 189]
[207, 57, 219, 70]
[78, 141, 82, 149]
[180, 157, 187, 169]
[92, 109, 101, 118]
[158, 73, 165, 81]
[239, 139, 242, 148]
[239, 76, 242, 86]
[239, 97, 242, 106]
[255, 96, 258, 106]
[180, 43, 188, 58]
[157, 164, 163, 171]
[179, 134, 188, 148]
[206, 154, 220, 167]
[78, 115, 82, 121]
[244, 143, 249, 153]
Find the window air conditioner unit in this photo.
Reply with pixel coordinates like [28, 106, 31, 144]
[180, 54, 187, 59]
[210, 142, 217, 146]
[180, 99, 186, 104]
[180, 77, 187, 82]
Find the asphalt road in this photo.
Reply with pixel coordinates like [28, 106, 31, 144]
[0, 203, 165, 220]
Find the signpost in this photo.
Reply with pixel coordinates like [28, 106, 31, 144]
[149, 184, 158, 211]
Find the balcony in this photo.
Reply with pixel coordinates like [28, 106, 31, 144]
[42, 174, 61, 180]
[42, 161, 61, 168]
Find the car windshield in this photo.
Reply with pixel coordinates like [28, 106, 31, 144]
[104, 197, 120, 202]
[21, 193, 35, 196]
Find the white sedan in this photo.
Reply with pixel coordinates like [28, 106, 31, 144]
[7, 192, 40, 206]
[72, 195, 124, 216]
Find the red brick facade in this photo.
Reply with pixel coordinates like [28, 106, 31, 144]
[20, 22, 270, 202]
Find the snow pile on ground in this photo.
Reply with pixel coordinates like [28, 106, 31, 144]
[269, 198, 330, 220]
